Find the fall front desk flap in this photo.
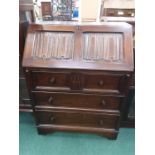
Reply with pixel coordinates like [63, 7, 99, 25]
[22, 22, 133, 71]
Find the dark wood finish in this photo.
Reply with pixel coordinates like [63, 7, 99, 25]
[19, 77, 30, 98]
[31, 70, 129, 94]
[100, 17, 135, 49]
[35, 109, 119, 129]
[19, 104, 33, 112]
[37, 125, 118, 139]
[19, 0, 34, 112]
[32, 71, 70, 89]
[32, 91, 124, 110]
[99, 15, 135, 128]
[41, 2, 53, 21]
[19, 72, 32, 112]
[19, 22, 32, 112]
[121, 86, 135, 128]
[23, 22, 133, 71]
[22, 22, 133, 139]
[83, 73, 127, 92]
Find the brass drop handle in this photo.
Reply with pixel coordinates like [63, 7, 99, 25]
[48, 96, 53, 104]
[99, 80, 104, 86]
[50, 116, 55, 122]
[50, 77, 56, 84]
[101, 100, 106, 106]
[99, 120, 104, 126]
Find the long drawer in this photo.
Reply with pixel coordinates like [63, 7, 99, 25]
[35, 109, 119, 129]
[32, 91, 124, 110]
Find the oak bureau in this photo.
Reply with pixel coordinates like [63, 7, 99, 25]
[22, 22, 134, 139]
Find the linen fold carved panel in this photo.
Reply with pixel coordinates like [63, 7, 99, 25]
[31, 32, 74, 60]
[82, 33, 124, 62]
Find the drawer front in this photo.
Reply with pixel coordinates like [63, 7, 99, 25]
[83, 73, 126, 92]
[33, 92, 123, 110]
[35, 110, 119, 129]
[32, 71, 70, 89]
[30, 71, 129, 93]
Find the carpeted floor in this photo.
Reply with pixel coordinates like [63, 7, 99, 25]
[19, 113, 135, 155]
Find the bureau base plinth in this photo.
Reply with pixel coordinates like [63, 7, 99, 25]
[37, 128, 55, 135]
[99, 133, 118, 140]
[37, 124, 118, 139]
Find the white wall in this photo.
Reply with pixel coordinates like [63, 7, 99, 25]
[81, 0, 100, 21]
[104, 0, 135, 9]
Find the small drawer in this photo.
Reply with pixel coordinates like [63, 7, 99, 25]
[33, 91, 123, 110]
[35, 110, 119, 129]
[32, 71, 70, 89]
[83, 73, 127, 92]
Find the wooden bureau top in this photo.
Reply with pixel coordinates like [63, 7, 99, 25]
[22, 22, 133, 71]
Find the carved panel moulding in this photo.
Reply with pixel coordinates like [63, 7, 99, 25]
[31, 32, 74, 60]
[82, 33, 124, 63]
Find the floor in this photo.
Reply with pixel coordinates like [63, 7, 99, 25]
[19, 113, 135, 155]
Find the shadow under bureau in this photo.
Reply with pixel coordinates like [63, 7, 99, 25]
[22, 22, 134, 139]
